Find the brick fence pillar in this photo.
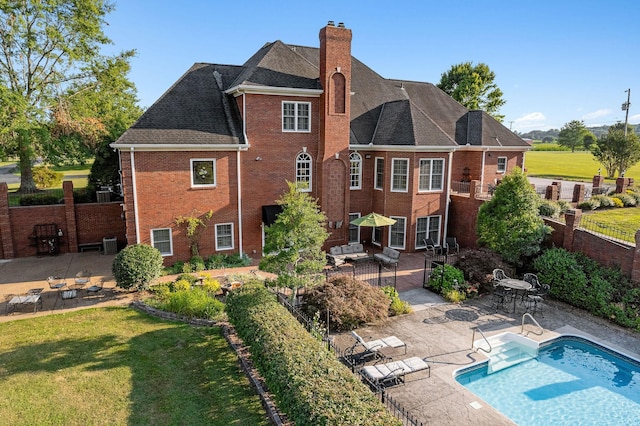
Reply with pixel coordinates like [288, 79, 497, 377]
[545, 184, 558, 201]
[572, 184, 585, 203]
[632, 230, 640, 285]
[63, 181, 78, 253]
[469, 180, 479, 199]
[0, 183, 14, 258]
[562, 208, 582, 251]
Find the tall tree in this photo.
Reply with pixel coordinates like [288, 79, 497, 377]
[557, 120, 588, 152]
[0, 0, 135, 193]
[477, 167, 551, 266]
[592, 123, 640, 178]
[260, 182, 329, 290]
[437, 61, 506, 122]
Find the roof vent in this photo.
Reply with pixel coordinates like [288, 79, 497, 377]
[338, 22, 345, 28]
[327, 20, 335, 26]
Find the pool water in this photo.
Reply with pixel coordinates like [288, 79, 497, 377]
[456, 336, 640, 425]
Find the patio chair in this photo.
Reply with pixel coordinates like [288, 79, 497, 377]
[73, 270, 92, 289]
[423, 238, 441, 256]
[525, 283, 550, 317]
[492, 268, 509, 283]
[491, 282, 512, 312]
[85, 278, 106, 298]
[360, 356, 430, 388]
[444, 237, 459, 255]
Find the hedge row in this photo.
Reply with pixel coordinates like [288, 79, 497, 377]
[225, 282, 401, 426]
[533, 248, 640, 330]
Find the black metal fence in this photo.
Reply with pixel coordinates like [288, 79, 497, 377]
[578, 215, 635, 244]
[274, 291, 424, 426]
[325, 258, 397, 288]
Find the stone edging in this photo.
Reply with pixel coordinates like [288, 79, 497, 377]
[129, 301, 286, 425]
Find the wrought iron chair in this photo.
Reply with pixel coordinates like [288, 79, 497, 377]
[525, 283, 550, 317]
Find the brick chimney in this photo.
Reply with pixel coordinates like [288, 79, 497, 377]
[318, 21, 352, 245]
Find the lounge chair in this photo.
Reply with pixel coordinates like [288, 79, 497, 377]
[423, 238, 442, 256]
[360, 356, 430, 388]
[345, 331, 406, 365]
[444, 237, 459, 255]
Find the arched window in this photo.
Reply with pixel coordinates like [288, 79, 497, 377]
[296, 152, 312, 192]
[349, 152, 362, 189]
[331, 73, 346, 114]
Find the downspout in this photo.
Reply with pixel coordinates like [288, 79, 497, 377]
[130, 148, 140, 244]
[236, 92, 248, 256]
[443, 151, 454, 243]
[480, 150, 487, 190]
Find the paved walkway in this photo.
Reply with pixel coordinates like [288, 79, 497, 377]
[1, 251, 639, 425]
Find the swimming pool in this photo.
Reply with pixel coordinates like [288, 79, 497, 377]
[456, 335, 640, 425]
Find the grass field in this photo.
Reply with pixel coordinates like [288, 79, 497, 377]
[525, 151, 640, 182]
[0, 308, 269, 426]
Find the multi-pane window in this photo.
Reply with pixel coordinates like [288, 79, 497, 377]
[419, 159, 445, 191]
[282, 101, 310, 132]
[372, 226, 383, 245]
[151, 228, 172, 256]
[391, 158, 409, 192]
[416, 216, 441, 248]
[374, 157, 384, 190]
[350, 152, 362, 189]
[215, 223, 234, 250]
[296, 152, 312, 192]
[389, 216, 406, 249]
[191, 159, 216, 187]
[497, 156, 507, 173]
[349, 213, 360, 243]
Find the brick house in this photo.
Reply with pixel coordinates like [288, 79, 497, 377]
[112, 22, 529, 264]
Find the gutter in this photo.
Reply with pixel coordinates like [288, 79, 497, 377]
[443, 151, 453, 243]
[130, 148, 141, 244]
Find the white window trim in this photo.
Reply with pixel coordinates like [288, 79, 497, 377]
[391, 158, 409, 193]
[282, 101, 311, 133]
[348, 212, 361, 243]
[497, 156, 507, 173]
[151, 228, 173, 256]
[215, 223, 234, 251]
[374, 157, 384, 191]
[372, 226, 382, 247]
[389, 216, 406, 250]
[418, 158, 445, 192]
[415, 215, 441, 249]
[296, 152, 313, 192]
[190, 158, 216, 188]
[349, 152, 362, 190]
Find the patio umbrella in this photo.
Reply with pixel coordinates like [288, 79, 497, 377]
[350, 212, 396, 227]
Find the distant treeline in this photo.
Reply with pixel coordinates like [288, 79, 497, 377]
[520, 124, 639, 141]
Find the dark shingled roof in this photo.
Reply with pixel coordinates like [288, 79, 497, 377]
[114, 39, 527, 150]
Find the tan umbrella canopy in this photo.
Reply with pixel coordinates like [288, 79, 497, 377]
[350, 212, 396, 227]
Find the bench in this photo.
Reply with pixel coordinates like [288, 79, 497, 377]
[78, 242, 102, 252]
[374, 247, 401, 265]
[327, 243, 369, 266]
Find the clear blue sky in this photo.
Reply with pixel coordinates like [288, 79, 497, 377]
[103, 0, 640, 133]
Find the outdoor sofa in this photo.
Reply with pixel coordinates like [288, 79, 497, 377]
[327, 243, 369, 266]
[374, 247, 400, 265]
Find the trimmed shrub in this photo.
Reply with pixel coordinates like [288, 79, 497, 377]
[382, 286, 412, 316]
[578, 198, 600, 211]
[427, 264, 465, 295]
[538, 200, 561, 218]
[18, 193, 60, 206]
[454, 248, 509, 295]
[226, 283, 400, 426]
[612, 192, 637, 207]
[112, 244, 163, 291]
[611, 197, 624, 208]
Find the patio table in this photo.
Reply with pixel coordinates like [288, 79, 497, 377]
[498, 278, 532, 313]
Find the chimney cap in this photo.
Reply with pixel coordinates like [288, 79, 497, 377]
[338, 22, 345, 28]
[327, 20, 335, 26]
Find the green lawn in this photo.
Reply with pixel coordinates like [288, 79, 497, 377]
[0, 307, 269, 426]
[582, 208, 640, 243]
[524, 151, 640, 182]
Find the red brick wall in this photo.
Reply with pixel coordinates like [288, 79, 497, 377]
[0, 181, 125, 259]
[449, 193, 483, 249]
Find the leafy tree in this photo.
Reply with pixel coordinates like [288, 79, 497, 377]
[260, 181, 329, 290]
[557, 120, 588, 152]
[437, 61, 506, 122]
[592, 123, 640, 178]
[541, 136, 555, 143]
[582, 132, 597, 151]
[477, 167, 551, 266]
[0, 1, 137, 193]
[175, 210, 214, 257]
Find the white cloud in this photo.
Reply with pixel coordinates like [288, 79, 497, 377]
[512, 112, 546, 131]
[628, 113, 640, 123]
[581, 109, 612, 120]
